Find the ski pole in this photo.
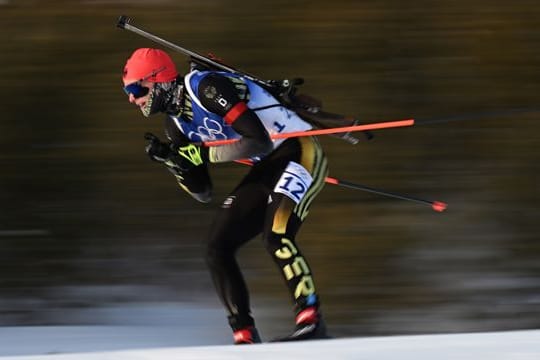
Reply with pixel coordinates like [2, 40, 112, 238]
[204, 119, 414, 146]
[234, 160, 447, 212]
[325, 177, 447, 212]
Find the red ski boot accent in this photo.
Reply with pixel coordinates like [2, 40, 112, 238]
[272, 306, 330, 342]
[296, 306, 318, 325]
[233, 326, 262, 345]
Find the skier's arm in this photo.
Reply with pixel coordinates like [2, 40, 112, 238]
[197, 73, 273, 163]
[145, 129, 213, 203]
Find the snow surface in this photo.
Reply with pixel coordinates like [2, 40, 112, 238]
[0, 329, 538, 360]
[1, 301, 538, 359]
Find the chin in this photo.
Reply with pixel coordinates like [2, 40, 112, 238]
[141, 104, 154, 117]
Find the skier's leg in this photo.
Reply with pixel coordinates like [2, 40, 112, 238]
[205, 182, 266, 344]
[262, 136, 330, 340]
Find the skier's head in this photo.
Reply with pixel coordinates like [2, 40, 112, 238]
[122, 48, 182, 117]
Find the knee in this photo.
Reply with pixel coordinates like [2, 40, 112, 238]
[261, 232, 280, 255]
[205, 240, 232, 270]
[205, 242, 220, 269]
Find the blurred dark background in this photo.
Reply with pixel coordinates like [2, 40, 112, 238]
[0, 0, 538, 340]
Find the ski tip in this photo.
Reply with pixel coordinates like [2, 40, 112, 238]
[432, 201, 448, 212]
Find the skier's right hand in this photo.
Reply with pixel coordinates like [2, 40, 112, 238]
[144, 132, 173, 163]
[145, 132, 205, 175]
[143, 133, 212, 203]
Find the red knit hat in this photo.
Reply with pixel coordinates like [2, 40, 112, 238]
[123, 48, 178, 83]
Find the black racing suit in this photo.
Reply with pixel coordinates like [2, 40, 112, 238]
[163, 72, 328, 331]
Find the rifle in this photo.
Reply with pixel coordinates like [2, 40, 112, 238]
[116, 15, 371, 144]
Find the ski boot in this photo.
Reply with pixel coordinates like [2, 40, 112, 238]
[233, 326, 262, 345]
[274, 306, 330, 342]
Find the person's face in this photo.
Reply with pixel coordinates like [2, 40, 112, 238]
[123, 78, 154, 114]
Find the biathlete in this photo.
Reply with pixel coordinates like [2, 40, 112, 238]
[121, 48, 329, 344]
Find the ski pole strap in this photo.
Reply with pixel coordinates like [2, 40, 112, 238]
[177, 144, 204, 166]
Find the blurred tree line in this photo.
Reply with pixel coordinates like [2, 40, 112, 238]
[0, 0, 538, 334]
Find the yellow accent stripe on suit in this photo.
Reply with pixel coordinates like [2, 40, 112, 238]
[294, 136, 328, 221]
[271, 137, 328, 233]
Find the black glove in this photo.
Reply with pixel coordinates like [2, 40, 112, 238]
[144, 132, 208, 172]
[144, 132, 173, 162]
[144, 133, 212, 203]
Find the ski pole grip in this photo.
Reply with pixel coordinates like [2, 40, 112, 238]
[117, 15, 130, 29]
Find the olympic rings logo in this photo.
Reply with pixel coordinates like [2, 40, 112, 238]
[187, 117, 228, 142]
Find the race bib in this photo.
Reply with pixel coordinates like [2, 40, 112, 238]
[274, 162, 313, 204]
